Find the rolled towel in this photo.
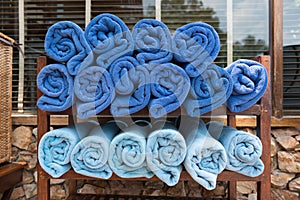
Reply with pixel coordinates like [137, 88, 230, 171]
[74, 64, 115, 119]
[146, 120, 186, 186]
[37, 63, 73, 112]
[44, 21, 91, 76]
[108, 120, 153, 178]
[177, 116, 227, 190]
[70, 120, 127, 179]
[132, 19, 173, 64]
[183, 64, 233, 116]
[225, 59, 268, 112]
[172, 22, 220, 77]
[85, 13, 134, 68]
[207, 121, 264, 177]
[149, 63, 190, 118]
[109, 56, 150, 116]
[38, 122, 97, 178]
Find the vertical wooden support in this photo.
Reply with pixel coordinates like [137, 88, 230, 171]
[227, 115, 237, 199]
[257, 56, 272, 200]
[37, 56, 51, 200]
[271, 0, 283, 118]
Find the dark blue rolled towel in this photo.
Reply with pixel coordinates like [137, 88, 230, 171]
[172, 22, 220, 77]
[225, 59, 268, 112]
[37, 64, 73, 112]
[183, 64, 233, 116]
[132, 19, 173, 64]
[44, 21, 91, 76]
[85, 13, 134, 68]
[74, 64, 115, 119]
[109, 56, 150, 116]
[149, 63, 190, 118]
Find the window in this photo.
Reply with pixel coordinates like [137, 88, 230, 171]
[1, 0, 271, 114]
[283, 0, 300, 113]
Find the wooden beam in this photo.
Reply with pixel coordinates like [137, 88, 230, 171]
[271, 0, 283, 118]
[12, 114, 300, 127]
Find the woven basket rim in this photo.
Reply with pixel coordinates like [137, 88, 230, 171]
[0, 32, 15, 44]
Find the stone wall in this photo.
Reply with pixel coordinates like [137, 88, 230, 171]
[2, 125, 300, 200]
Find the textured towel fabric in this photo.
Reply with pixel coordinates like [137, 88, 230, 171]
[177, 117, 227, 190]
[225, 59, 268, 112]
[38, 122, 96, 178]
[37, 64, 73, 112]
[207, 121, 264, 177]
[44, 21, 91, 76]
[172, 22, 220, 77]
[70, 121, 127, 179]
[109, 120, 153, 178]
[183, 64, 233, 116]
[149, 63, 190, 118]
[85, 13, 134, 68]
[132, 19, 173, 64]
[146, 121, 186, 186]
[74, 64, 115, 119]
[109, 56, 150, 116]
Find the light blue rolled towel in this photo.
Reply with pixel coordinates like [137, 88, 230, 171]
[132, 19, 173, 64]
[109, 56, 150, 116]
[74, 63, 115, 119]
[70, 120, 127, 179]
[177, 116, 227, 190]
[44, 21, 91, 76]
[149, 63, 190, 118]
[207, 121, 264, 177]
[38, 122, 97, 178]
[225, 59, 268, 112]
[85, 13, 134, 68]
[108, 120, 153, 178]
[172, 22, 220, 77]
[146, 120, 186, 186]
[37, 63, 73, 112]
[183, 64, 233, 116]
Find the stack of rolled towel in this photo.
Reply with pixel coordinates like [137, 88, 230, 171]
[37, 13, 267, 190]
[37, 13, 268, 118]
[38, 118, 264, 189]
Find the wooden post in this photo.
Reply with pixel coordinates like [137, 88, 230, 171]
[257, 56, 272, 200]
[37, 56, 51, 200]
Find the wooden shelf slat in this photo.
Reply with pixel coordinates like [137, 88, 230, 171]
[39, 167, 264, 182]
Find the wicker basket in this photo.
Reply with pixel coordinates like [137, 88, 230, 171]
[0, 32, 13, 164]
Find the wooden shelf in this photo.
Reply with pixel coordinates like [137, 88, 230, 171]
[48, 104, 263, 118]
[36, 55, 271, 200]
[66, 194, 225, 200]
[40, 168, 264, 182]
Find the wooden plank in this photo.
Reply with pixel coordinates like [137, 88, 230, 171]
[271, 0, 283, 118]
[12, 114, 300, 127]
[40, 168, 263, 182]
[37, 56, 51, 200]
[257, 56, 271, 200]
[0, 163, 24, 192]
